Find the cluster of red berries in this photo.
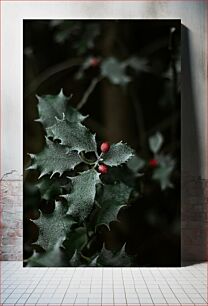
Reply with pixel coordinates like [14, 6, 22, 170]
[98, 142, 110, 174]
[97, 142, 158, 174]
[149, 158, 158, 168]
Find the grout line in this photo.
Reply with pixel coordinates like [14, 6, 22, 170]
[121, 268, 127, 305]
[157, 269, 181, 303]
[59, 267, 77, 304]
[130, 267, 141, 305]
[112, 268, 115, 306]
[140, 269, 154, 305]
[0, 262, 207, 305]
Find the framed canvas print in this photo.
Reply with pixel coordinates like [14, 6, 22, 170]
[23, 19, 181, 267]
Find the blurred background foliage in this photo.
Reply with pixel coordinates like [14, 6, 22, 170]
[24, 20, 181, 266]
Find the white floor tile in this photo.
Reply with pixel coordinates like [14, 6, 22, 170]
[1, 261, 207, 305]
[114, 298, 127, 303]
[75, 297, 89, 303]
[62, 296, 76, 303]
[126, 297, 140, 303]
[3, 298, 19, 304]
[189, 294, 206, 303]
[26, 297, 40, 303]
[88, 298, 102, 303]
[138, 302, 152, 305]
[102, 296, 114, 301]
[126, 294, 138, 298]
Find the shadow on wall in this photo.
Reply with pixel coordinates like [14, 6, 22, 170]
[181, 25, 207, 266]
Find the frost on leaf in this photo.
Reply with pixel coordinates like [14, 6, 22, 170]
[88, 255, 99, 267]
[96, 182, 132, 229]
[26, 239, 69, 267]
[124, 56, 148, 72]
[46, 117, 97, 154]
[63, 169, 101, 222]
[36, 90, 86, 128]
[31, 201, 75, 251]
[127, 155, 145, 173]
[152, 154, 175, 190]
[97, 244, 133, 267]
[102, 142, 134, 167]
[63, 227, 88, 258]
[149, 132, 163, 154]
[101, 57, 130, 85]
[69, 250, 82, 267]
[28, 138, 81, 179]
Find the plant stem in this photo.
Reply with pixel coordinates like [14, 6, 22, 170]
[79, 152, 96, 165]
[93, 152, 103, 169]
[25, 57, 83, 96]
[84, 221, 90, 240]
[77, 76, 103, 110]
[130, 83, 146, 155]
[168, 27, 178, 152]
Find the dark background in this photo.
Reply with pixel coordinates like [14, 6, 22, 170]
[24, 20, 181, 266]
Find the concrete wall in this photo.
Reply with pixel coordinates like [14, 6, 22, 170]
[0, 1, 207, 264]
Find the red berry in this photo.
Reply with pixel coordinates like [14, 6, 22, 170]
[98, 164, 108, 174]
[100, 142, 110, 153]
[149, 159, 158, 168]
[90, 57, 100, 67]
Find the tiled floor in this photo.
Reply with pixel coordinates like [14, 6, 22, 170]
[0, 261, 207, 305]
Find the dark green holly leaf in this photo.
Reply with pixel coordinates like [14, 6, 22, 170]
[101, 57, 130, 85]
[46, 116, 97, 154]
[63, 227, 87, 258]
[149, 132, 163, 154]
[97, 244, 133, 267]
[28, 138, 81, 179]
[51, 20, 77, 44]
[69, 250, 82, 266]
[102, 165, 136, 187]
[31, 201, 76, 251]
[88, 255, 99, 267]
[152, 154, 175, 190]
[36, 90, 86, 128]
[127, 155, 145, 173]
[96, 182, 132, 229]
[63, 169, 101, 222]
[69, 251, 99, 267]
[26, 239, 69, 267]
[65, 105, 87, 124]
[51, 21, 100, 54]
[124, 56, 148, 72]
[102, 142, 134, 167]
[79, 23, 100, 52]
[37, 176, 61, 200]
